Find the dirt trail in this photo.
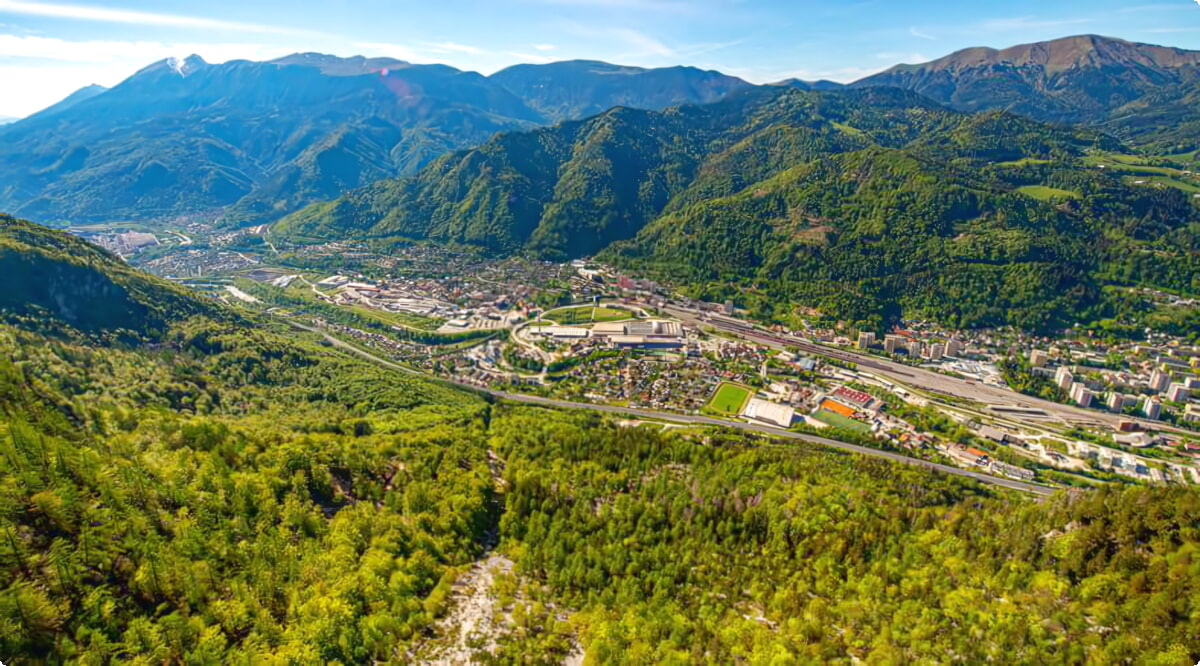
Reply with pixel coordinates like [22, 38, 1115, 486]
[419, 554, 514, 665]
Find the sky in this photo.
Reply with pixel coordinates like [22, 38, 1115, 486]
[0, 0, 1198, 117]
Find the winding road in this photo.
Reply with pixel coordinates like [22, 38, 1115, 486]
[288, 320, 1056, 496]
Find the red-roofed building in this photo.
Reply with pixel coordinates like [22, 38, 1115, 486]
[831, 386, 876, 410]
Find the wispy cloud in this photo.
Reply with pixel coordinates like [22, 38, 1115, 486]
[875, 51, 930, 63]
[424, 41, 486, 55]
[0, 33, 288, 62]
[1117, 3, 1194, 12]
[909, 26, 938, 41]
[529, 0, 697, 12]
[979, 16, 1094, 31]
[612, 27, 675, 57]
[353, 42, 424, 62]
[0, 0, 316, 34]
[532, 43, 557, 51]
[507, 51, 556, 63]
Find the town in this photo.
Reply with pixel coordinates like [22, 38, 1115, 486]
[108, 222, 1200, 490]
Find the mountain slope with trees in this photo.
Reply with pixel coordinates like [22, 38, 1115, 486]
[489, 59, 752, 122]
[279, 86, 1197, 330]
[0, 55, 767, 228]
[854, 35, 1200, 153]
[0, 217, 1197, 663]
[0, 54, 544, 227]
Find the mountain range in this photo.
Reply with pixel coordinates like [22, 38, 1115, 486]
[278, 84, 1198, 330]
[0, 55, 765, 226]
[2, 34, 1197, 227]
[855, 34, 1200, 153]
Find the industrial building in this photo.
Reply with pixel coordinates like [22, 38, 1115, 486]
[742, 398, 796, 428]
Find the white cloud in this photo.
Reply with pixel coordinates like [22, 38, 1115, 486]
[0, 0, 316, 34]
[0, 34, 299, 117]
[507, 51, 556, 63]
[875, 51, 930, 63]
[423, 41, 486, 55]
[0, 62, 123, 116]
[612, 28, 675, 57]
[909, 26, 938, 41]
[532, 43, 557, 51]
[0, 33, 286, 62]
[353, 41, 424, 62]
[529, 0, 696, 11]
[979, 16, 1093, 31]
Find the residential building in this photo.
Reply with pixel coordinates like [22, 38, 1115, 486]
[1107, 391, 1124, 412]
[857, 331, 876, 350]
[1141, 398, 1161, 420]
[1166, 383, 1190, 403]
[884, 335, 904, 355]
[1070, 382, 1093, 408]
[1184, 405, 1200, 424]
[1149, 369, 1171, 392]
[1055, 366, 1075, 391]
[1030, 349, 1048, 368]
[928, 343, 944, 361]
[945, 338, 963, 357]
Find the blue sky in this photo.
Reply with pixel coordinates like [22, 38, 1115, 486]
[0, 0, 1198, 116]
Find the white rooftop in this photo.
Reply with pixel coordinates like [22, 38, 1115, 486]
[742, 398, 795, 428]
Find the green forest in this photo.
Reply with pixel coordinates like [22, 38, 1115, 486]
[1, 216, 1198, 663]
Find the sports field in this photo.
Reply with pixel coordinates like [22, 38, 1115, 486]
[812, 409, 870, 433]
[544, 306, 633, 324]
[707, 383, 752, 414]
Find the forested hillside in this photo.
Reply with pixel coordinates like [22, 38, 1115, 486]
[0, 54, 768, 228]
[2, 218, 1198, 663]
[0, 215, 220, 338]
[854, 35, 1200, 154]
[0, 54, 544, 226]
[279, 86, 1198, 331]
[489, 60, 751, 122]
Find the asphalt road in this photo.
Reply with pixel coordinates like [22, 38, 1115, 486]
[290, 320, 1056, 497]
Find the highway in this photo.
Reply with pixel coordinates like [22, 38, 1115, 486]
[288, 320, 1057, 497]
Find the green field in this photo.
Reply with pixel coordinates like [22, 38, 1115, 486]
[994, 157, 1053, 167]
[1017, 185, 1079, 201]
[812, 408, 871, 433]
[544, 305, 634, 324]
[707, 382, 752, 414]
[1082, 153, 1182, 176]
[1124, 175, 1200, 194]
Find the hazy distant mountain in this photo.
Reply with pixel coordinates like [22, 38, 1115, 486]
[20, 84, 109, 123]
[0, 53, 546, 225]
[853, 35, 1200, 150]
[0, 115, 19, 125]
[490, 60, 752, 122]
[770, 79, 845, 91]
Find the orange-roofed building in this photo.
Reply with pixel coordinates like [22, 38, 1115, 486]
[820, 399, 857, 418]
